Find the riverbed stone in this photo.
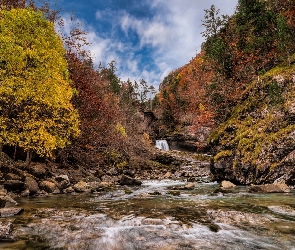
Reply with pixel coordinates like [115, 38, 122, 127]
[0, 221, 14, 241]
[0, 207, 24, 217]
[3, 180, 25, 193]
[221, 180, 236, 189]
[27, 163, 47, 179]
[39, 181, 60, 194]
[184, 182, 195, 190]
[5, 173, 23, 181]
[73, 181, 88, 192]
[24, 176, 39, 195]
[119, 175, 142, 186]
[55, 175, 70, 191]
[248, 183, 290, 193]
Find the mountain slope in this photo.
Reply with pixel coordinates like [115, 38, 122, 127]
[210, 54, 295, 184]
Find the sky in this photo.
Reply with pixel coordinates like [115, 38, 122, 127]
[51, 0, 239, 90]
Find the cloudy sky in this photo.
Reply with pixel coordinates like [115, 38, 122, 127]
[52, 0, 238, 90]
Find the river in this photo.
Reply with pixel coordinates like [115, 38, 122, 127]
[1, 179, 295, 249]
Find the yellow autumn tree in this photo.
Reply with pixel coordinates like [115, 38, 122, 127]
[0, 8, 80, 162]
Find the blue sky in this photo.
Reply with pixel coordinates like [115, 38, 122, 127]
[51, 0, 238, 90]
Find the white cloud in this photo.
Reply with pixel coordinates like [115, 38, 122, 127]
[59, 0, 238, 91]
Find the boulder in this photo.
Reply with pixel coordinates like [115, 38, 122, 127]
[119, 175, 142, 186]
[24, 176, 39, 195]
[248, 183, 290, 193]
[3, 180, 25, 193]
[221, 180, 236, 189]
[5, 173, 23, 181]
[55, 175, 70, 190]
[27, 163, 47, 179]
[73, 181, 88, 193]
[39, 181, 60, 194]
[0, 221, 14, 241]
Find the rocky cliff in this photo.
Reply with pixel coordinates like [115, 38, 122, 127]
[210, 54, 295, 185]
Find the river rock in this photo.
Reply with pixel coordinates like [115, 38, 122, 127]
[221, 180, 236, 189]
[24, 176, 39, 195]
[27, 163, 47, 179]
[119, 175, 142, 186]
[207, 209, 272, 225]
[5, 173, 23, 181]
[39, 181, 60, 194]
[73, 181, 88, 192]
[0, 207, 24, 217]
[3, 180, 25, 193]
[0, 221, 14, 241]
[55, 175, 70, 190]
[184, 182, 195, 190]
[248, 183, 290, 193]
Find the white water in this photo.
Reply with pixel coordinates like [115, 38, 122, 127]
[155, 139, 169, 151]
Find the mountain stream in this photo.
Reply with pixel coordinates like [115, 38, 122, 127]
[1, 179, 295, 249]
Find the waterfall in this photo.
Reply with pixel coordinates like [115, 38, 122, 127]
[155, 140, 169, 151]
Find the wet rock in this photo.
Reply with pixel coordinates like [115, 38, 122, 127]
[0, 221, 14, 241]
[172, 182, 195, 190]
[35, 189, 48, 197]
[248, 183, 290, 193]
[119, 175, 142, 186]
[64, 186, 74, 194]
[87, 182, 106, 192]
[39, 181, 60, 194]
[142, 218, 164, 225]
[214, 180, 237, 194]
[124, 189, 132, 194]
[167, 190, 181, 196]
[2, 195, 18, 208]
[24, 176, 39, 195]
[3, 180, 25, 193]
[213, 187, 235, 194]
[55, 175, 70, 190]
[55, 175, 69, 183]
[207, 210, 273, 226]
[73, 181, 88, 193]
[221, 180, 236, 189]
[149, 191, 162, 195]
[208, 223, 220, 232]
[184, 182, 195, 190]
[0, 207, 24, 217]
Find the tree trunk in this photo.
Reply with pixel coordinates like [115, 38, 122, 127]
[25, 149, 32, 166]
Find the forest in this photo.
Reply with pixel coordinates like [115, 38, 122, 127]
[0, 0, 159, 172]
[1, 0, 295, 184]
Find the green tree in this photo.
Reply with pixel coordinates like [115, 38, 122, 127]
[201, 5, 229, 39]
[0, 8, 80, 163]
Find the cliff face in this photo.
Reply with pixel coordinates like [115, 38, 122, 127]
[210, 54, 295, 185]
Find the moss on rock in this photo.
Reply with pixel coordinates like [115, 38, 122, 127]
[210, 54, 295, 184]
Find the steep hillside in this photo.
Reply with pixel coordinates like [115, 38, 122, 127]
[210, 54, 295, 184]
[157, 0, 295, 152]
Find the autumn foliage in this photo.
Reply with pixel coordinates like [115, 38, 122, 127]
[0, 7, 80, 162]
[158, 0, 295, 144]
